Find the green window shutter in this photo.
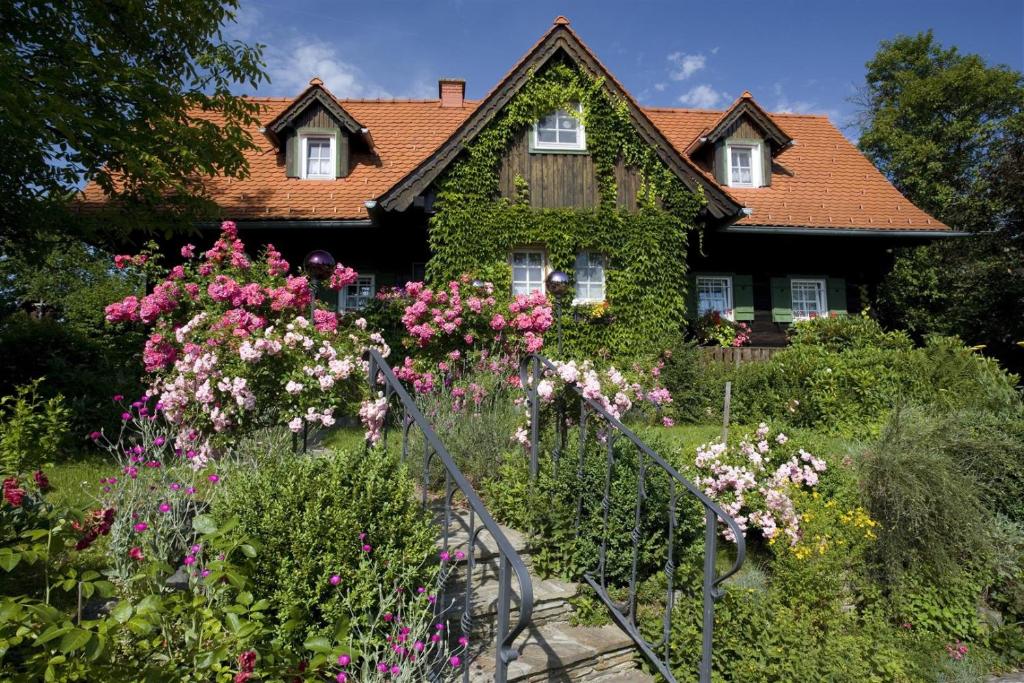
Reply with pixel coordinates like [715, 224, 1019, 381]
[285, 132, 299, 178]
[336, 132, 350, 178]
[827, 277, 848, 316]
[685, 274, 698, 319]
[713, 140, 728, 184]
[770, 277, 793, 323]
[760, 144, 772, 187]
[733, 274, 754, 321]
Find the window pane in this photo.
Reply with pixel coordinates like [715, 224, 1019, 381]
[559, 115, 577, 130]
[537, 129, 556, 143]
[697, 277, 731, 316]
[559, 130, 577, 144]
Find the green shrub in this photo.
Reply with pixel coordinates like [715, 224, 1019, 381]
[788, 312, 914, 352]
[856, 407, 993, 585]
[214, 446, 437, 649]
[0, 380, 71, 475]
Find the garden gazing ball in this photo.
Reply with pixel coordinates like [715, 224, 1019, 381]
[303, 249, 336, 280]
[545, 270, 571, 298]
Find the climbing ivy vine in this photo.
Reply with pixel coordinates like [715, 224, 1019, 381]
[427, 61, 706, 359]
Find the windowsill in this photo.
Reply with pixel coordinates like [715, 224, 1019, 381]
[528, 145, 590, 155]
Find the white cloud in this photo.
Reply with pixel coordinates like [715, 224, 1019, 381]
[710, 46, 720, 55]
[678, 84, 727, 108]
[667, 52, 706, 81]
[653, 82, 667, 92]
[265, 41, 392, 98]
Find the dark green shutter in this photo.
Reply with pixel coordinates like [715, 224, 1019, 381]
[336, 132, 349, 178]
[713, 140, 727, 184]
[770, 277, 793, 323]
[733, 274, 754, 321]
[827, 277, 848, 316]
[285, 132, 299, 178]
[685, 275, 698, 319]
[761, 144, 772, 187]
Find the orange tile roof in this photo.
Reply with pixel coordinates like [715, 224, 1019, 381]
[78, 24, 947, 232]
[79, 97, 480, 221]
[646, 107, 949, 231]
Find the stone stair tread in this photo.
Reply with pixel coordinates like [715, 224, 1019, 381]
[437, 509, 533, 561]
[467, 622, 642, 682]
[589, 667, 657, 682]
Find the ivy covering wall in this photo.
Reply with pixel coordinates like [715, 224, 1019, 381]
[426, 61, 706, 359]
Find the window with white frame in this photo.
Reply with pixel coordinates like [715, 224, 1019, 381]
[696, 275, 733, 319]
[790, 279, 827, 320]
[511, 250, 545, 295]
[574, 251, 606, 303]
[340, 275, 375, 311]
[301, 134, 335, 179]
[532, 104, 585, 151]
[727, 143, 761, 187]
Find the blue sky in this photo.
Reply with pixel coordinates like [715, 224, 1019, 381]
[228, 0, 1024, 138]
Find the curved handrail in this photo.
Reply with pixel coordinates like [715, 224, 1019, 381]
[367, 349, 534, 680]
[518, 353, 746, 683]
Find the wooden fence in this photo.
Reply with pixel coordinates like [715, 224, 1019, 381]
[701, 346, 784, 365]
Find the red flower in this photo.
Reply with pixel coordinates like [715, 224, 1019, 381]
[2, 478, 25, 507]
[33, 470, 50, 492]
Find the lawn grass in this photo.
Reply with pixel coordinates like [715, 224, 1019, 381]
[44, 455, 111, 510]
[318, 426, 366, 453]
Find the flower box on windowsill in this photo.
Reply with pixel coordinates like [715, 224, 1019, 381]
[572, 301, 615, 325]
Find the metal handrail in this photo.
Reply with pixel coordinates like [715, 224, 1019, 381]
[519, 353, 746, 683]
[367, 349, 534, 683]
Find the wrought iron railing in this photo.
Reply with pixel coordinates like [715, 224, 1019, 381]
[366, 349, 534, 683]
[519, 354, 746, 683]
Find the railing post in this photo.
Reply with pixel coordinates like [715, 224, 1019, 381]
[495, 554, 511, 683]
[700, 507, 718, 683]
[528, 356, 540, 480]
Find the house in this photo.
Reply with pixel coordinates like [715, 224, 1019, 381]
[78, 16, 952, 349]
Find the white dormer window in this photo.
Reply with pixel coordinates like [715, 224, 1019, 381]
[727, 142, 762, 187]
[301, 134, 335, 179]
[532, 104, 586, 151]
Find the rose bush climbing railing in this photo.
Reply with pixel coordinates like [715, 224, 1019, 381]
[366, 348, 533, 683]
[518, 353, 747, 683]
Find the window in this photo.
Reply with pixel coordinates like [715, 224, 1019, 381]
[340, 275, 375, 311]
[574, 251, 606, 303]
[511, 250, 545, 295]
[301, 134, 335, 179]
[532, 104, 586, 151]
[727, 142, 761, 187]
[696, 276, 733, 319]
[790, 279, 827, 320]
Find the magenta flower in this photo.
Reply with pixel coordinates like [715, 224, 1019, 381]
[439, 550, 450, 562]
[337, 654, 351, 666]
[133, 522, 148, 532]
[361, 544, 372, 553]
[330, 575, 341, 586]
[376, 663, 388, 673]
[459, 635, 469, 647]
[455, 550, 466, 561]
[153, 436, 165, 447]
[129, 547, 144, 561]
[88, 431, 101, 440]
[335, 674, 347, 683]
[121, 412, 132, 421]
[158, 503, 171, 513]
[450, 656, 461, 667]
[183, 555, 196, 566]
[390, 665, 401, 676]
[383, 612, 393, 622]
[113, 394, 124, 402]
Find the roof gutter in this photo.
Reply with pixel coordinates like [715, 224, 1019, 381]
[721, 225, 962, 238]
[198, 220, 375, 230]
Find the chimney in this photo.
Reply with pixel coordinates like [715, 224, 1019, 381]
[438, 78, 465, 108]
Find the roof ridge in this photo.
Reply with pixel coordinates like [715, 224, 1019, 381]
[643, 105, 830, 119]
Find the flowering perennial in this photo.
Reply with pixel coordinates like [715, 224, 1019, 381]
[693, 423, 826, 545]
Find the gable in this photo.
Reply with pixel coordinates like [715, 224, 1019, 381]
[377, 18, 741, 219]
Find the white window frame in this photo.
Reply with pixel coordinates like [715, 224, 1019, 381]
[726, 141, 762, 188]
[573, 251, 606, 304]
[300, 133, 336, 180]
[695, 275, 734, 320]
[510, 249, 546, 296]
[790, 278, 828, 321]
[339, 274, 375, 311]
[531, 103, 586, 152]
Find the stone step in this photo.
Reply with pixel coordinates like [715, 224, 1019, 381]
[446, 557, 577, 637]
[466, 622, 653, 683]
[436, 509, 534, 564]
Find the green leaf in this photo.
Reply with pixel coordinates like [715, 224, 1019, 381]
[239, 544, 256, 558]
[303, 635, 334, 653]
[34, 625, 71, 646]
[58, 628, 92, 653]
[237, 591, 253, 607]
[110, 601, 133, 624]
[192, 514, 218, 535]
[0, 550, 20, 572]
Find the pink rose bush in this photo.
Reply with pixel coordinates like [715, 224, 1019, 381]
[692, 423, 827, 545]
[105, 221, 388, 451]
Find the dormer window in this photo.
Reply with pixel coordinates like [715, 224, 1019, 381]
[727, 143, 761, 187]
[532, 104, 586, 152]
[301, 134, 335, 179]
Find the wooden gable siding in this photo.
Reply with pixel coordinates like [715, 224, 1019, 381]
[723, 119, 761, 141]
[497, 128, 641, 210]
[293, 101, 339, 129]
